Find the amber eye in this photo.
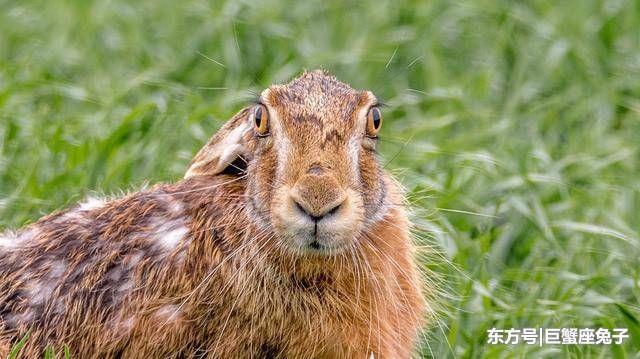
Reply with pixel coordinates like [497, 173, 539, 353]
[254, 105, 269, 136]
[366, 107, 382, 137]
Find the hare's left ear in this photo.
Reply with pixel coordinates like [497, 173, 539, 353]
[185, 108, 252, 178]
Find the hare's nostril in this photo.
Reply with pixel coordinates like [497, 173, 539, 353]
[293, 199, 343, 222]
[320, 201, 342, 219]
[327, 202, 341, 216]
[295, 201, 311, 217]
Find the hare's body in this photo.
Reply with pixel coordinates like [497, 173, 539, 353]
[1, 71, 426, 358]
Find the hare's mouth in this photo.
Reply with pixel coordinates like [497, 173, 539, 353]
[303, 238, 344, 254]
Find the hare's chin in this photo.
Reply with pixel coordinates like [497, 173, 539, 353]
[309, 226, 357, 249]
[274, 220, 361, 255]
[284, 232, 356, 255]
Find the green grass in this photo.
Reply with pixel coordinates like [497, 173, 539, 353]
[1, 0, 639, 357]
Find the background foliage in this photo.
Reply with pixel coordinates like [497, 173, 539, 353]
[1, 0, 639, 357]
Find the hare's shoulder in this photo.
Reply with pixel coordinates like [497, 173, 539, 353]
[0, 174, 246, 292]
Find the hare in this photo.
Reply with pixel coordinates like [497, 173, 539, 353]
[0, 70, 427, 358]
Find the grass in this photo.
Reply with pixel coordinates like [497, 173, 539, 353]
[0, 0, 639, 357]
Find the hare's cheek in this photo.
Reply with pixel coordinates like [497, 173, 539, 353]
[345, 136, 362, 183]
[269, 188, 311, 247]
[357, 151, 385, 217]
[249, 152, 278, 215]
[270, 186, 298, 228]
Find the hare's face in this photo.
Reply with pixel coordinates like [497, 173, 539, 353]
[186, 71, 388, 255]
[246, 71, 387, 255]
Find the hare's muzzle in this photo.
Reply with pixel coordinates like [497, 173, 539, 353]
[290, 174, 346, 222]
[273, 170, 363, 254]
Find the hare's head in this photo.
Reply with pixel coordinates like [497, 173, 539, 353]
[186, 70, 388, 255]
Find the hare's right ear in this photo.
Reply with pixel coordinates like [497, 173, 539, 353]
[185, 108, 252, 178]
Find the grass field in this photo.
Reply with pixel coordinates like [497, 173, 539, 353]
[1, 0, 639, 357]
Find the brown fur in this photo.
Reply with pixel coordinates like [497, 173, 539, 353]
[0, 70, 426, 358]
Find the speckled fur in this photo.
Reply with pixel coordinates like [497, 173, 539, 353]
[0, 70, 427, 358]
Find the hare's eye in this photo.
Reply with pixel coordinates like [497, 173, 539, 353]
[366, 107, 382, 137]
[254, 105, 270, 136]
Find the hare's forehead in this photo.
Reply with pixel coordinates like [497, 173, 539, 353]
[262, 87, 375, 138]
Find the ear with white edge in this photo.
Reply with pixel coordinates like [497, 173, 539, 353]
[185, 108, 251, 179]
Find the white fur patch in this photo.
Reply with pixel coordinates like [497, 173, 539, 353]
[78, 196, 106, 211]
[57, 209, 91, 225]
[158, 226, 188, 251]
[107, 267, 124, 281]
[0, 231, 19, 249]
[122, 316, 136, 331]
[4, 311, 34, 326]
[168, 200, 184, 216]
[0, 228, 38, 250]
[20, 228, 38, 242]
[49, 260, 66, 279]
[155, 304, 181, 322]
[128, 251, 144, 267]
[118, 279, 135, 293]
[27, 279, 55, 306]
[150, 218, 190, 252]
[114, 315, 136, 335]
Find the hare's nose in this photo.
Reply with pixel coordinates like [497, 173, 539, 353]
[291, 174, 346, 221]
